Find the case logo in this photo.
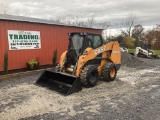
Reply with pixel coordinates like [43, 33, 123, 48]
[94, 46, 106, 55]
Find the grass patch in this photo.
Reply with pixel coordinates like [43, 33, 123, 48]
[128, 49, 135, 53]
[154, 50, 160, 55]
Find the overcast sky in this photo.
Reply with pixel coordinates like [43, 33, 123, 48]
[1, 0, 160, 26]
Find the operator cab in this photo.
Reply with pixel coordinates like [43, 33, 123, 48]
[66, 32, 103, 67]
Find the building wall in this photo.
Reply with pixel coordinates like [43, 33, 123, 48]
[0, 21, 102, 71]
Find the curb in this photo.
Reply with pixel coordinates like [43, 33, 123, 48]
[0, 67, 55, 81]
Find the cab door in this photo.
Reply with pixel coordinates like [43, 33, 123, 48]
[84, 34, 103, 65]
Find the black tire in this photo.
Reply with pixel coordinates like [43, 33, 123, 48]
[80, 65, 99, 87]
[102, 62, 117, 82]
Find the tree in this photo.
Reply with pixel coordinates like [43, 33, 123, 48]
[0, 2, 10, 14]
[119, 14, 137, 37]
[86, 17, 96, 28]
[116, 35, 124, 44]
[122, 37, 135, 48]
[132, 24, 144, 47]
[95, 22, 111, 29]
[0, 2, 29, 16]
[153, 24, 160, 49]
[132, 24, 144, 40]
[51, 15, 110, 29]
[142, 24, 160, 50]
[51, 15, 86, 26]
[51, 15, 76, 25]
[13, 8, 29, 17]
[143, 30, 154, 45]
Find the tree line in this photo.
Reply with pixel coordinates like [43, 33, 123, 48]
[104, 14, 160, 50]
[115, 23, 160, 50]
[0, 2, 159, 50]
[0, 1, 28, 16]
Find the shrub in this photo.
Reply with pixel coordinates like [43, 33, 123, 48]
[27, 59, 39, 69]
[122, 37, 135, 48]
[3, 51, 8, 74]
[52, 49, 57, 67]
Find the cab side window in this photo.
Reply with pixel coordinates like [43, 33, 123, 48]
[85, 34, 102, 49]
[93, 35, 102, 49]
[86, 35, 94, 48]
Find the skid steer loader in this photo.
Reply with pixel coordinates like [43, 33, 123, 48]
[135, 43, 159, 58]
[36, 32, 121, 95]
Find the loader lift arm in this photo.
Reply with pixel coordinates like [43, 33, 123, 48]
[75, 41, 121, 77]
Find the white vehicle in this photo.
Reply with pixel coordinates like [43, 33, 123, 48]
[120, 47, 128, 52]
[135, 43, 159, 58]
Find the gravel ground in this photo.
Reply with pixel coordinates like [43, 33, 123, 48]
[0, 52, 160, 120]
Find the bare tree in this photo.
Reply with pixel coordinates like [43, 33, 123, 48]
[51, 15, 111, 30]
[51, 15, 79, 25]
[0, 2, 10, 14]
[13, 8, 29, 17]
[154, 24, 160, 49]
[132, 24, 144, 47]
[119, 13, 137, 37]
[132, 24, 144, 39]
[76, 21, 88, 27]
[96, 22, 111, 41]
[95, 22, 111, 29]
[0, 2, 29, 16]
[144, 24, 160, 49]
[86, 17, 96, 28]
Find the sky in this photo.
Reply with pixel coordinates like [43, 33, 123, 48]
[1, 0, 160, 36]
[1, 0, 159, 26]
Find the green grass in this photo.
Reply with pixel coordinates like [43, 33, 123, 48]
[154, 50, 160, 55]
[128, 49, 160, 55]
[128, 49, 135, 53]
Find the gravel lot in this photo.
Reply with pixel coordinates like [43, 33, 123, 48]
[0, 53, 160, 120]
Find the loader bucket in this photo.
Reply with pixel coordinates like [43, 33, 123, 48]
[35, 70, 82, 95]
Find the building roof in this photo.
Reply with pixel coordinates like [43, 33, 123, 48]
[0, 14, 103, 30]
